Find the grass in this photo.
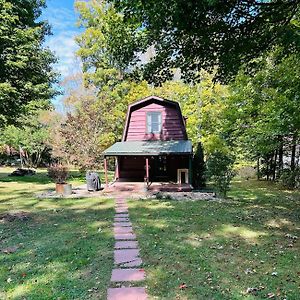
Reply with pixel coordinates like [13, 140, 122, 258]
[1, 166, 299, 299]
[0, 167, 114, 299]
[128, 179, 300, 300]
[0, 167, 113, 186]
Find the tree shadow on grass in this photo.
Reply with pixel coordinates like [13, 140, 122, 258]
[0, 195, 115, 300]
[0, 169, 114, 186]
[128, 192, 300, 299]
[0, 171, 52, 184]
[0, 173, 82, 185]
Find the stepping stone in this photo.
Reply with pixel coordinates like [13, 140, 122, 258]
[111, 269, 145, 282]
[114, 227, 133, 234]
[115, 200, 126, 204]
[114, 217, 130, 222]
[114, 233, 136, 240]
[115, 241, 138, 249]
[121, 258, 142, 267]
[114, 222, 132, 227]
[107, 287, 147, 300]
[116, 206, 129, 210]
[114, 249, 142, 267]
[116, 208, 128, 213]
[116, 207, 128, 211]
[114, 214, 129, 218]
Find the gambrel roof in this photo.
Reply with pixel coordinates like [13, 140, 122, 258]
[122, 95, 188, 141]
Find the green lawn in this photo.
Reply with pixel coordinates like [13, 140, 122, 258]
[129, 180, 300, 299]
[1, 167, 299, 300]
[0, 167, 114, 299]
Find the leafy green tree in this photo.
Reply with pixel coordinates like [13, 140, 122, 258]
[0, 119, 50, 168]
[206, 151, 236, 198]
[226, 51, 300, 181]
[0, 0, 58, 127]
[104, 0, 300, 84]
[75, 0, 143, 86]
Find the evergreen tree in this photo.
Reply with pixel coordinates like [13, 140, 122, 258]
[0, 0, 58, 127]
[192, 142, 206, 189]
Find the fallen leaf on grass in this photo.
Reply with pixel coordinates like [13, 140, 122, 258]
[244, 268, 256, 275]
[285, 234, 298, 240]
[179, 283, 187, 289]
[246, 286, 265, 295]
[267, 292, 275, 298]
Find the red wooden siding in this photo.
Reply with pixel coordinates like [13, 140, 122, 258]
[125, 103, 186, 141]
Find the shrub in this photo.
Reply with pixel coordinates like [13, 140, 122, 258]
[279, 168, 300, 189]
[206, 151, 236, 198]
[192, 142, 206, 188]
[47, 164, 69, 184]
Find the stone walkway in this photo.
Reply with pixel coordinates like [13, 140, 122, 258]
[107, 197, 148, 300]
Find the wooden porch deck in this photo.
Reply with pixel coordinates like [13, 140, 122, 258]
[104, 181, 192, 194]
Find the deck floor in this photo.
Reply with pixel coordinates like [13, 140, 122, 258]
[104, 181, 192, 193]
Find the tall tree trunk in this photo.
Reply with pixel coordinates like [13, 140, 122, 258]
[291, 135, 296, 171]
[257, 156, 260, 180]
[266, 157, 270, 181]
[273, 150, 277, 181]
[278, 137, 283, 176]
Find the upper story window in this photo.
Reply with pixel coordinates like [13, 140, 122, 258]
[147, 112, 162, 133]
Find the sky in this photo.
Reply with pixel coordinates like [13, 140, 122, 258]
[41, 0, 82, 109]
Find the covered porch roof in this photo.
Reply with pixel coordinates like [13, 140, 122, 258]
[103, 140, 192, 157]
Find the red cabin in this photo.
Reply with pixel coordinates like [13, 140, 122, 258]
[103, 96, 193, 188]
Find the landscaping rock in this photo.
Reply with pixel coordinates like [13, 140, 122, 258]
[153, 191, 219, 201]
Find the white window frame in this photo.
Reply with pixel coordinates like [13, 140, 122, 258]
[146, 112, 162, 134]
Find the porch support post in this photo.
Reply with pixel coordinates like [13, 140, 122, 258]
[146, 157, 149, 185]
[104, 157, 108, 187]
[188, 155, 192, 184]
[115, 157, 119, 180]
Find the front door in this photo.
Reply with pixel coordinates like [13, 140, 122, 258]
[153, 156, 168, 181]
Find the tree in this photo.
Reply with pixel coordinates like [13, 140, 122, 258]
[0, 115, 51, 168]
[75, 0, 143, 86]
[0, 0, 58, 127]
[101, 0, 300, 84]
[48, 72, 150, 170]
[226, 51, 300, 181]
[206, 151, 236, 198]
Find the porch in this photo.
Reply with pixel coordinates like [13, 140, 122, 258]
[103, 181, 193, 194]
[102, 140, 193, 188]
